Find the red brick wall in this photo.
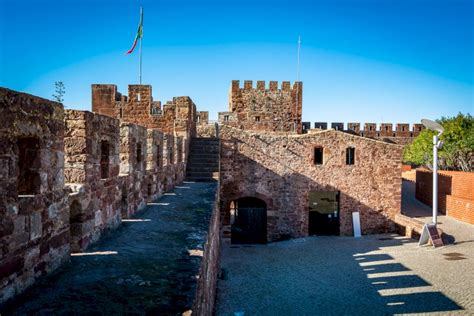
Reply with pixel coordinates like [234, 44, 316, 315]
[401, 165, 412, 172]
[416, 169, 474, 223]
[447, 196, 474, 224]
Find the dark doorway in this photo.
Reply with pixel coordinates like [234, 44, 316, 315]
[231, 197, 267, 244]
[308, 191, 340, 235]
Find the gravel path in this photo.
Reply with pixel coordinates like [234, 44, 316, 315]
[217, 234, 473, 315]
[1, 181, 217, 315]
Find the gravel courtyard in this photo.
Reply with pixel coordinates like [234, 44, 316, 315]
[217, 234, 473, 315]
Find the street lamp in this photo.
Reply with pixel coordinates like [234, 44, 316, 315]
[421, 119, 444, 225]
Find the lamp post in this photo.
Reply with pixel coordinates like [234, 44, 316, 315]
[421, 119, 444, 225]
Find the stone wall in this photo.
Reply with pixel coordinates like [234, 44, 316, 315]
[219, 125, 403, 241]
[64, 110, 122, 251]
[197, 123, 219, 138]
[306, 122, 424, 145]
[192, 182, 221, 315]
[91, 84, 197, 138]
[219, 80, 303, 134]
[416, 169, 474, 223]
[1, 87, 193, 304]
[119, 122, 149, 218]
[196, 111, 209, 125]
[0, 88, 69, 303]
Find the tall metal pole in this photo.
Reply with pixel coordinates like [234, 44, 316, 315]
[294, 35, 301, 132]
[432, 134, 438, 225]
[139, 6, 143, 84]
[297, 35, 301, 81]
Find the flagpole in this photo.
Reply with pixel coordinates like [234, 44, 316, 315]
[139, 6, 143, 84]
[297, 35, 301, 81]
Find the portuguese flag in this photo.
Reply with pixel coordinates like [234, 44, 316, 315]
[126, 7, 143, 54]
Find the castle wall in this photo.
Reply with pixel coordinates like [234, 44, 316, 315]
[119, 122, 149, 218]
[64, 110, 122, 251]
[219, 125, 402, 241]
[196, 111, 209, 125]
[1, 88, 191, 304]
[303, 122, 425, 145]
[91, 84, 197, 139]
[0, 88, 69, 303]
[219, 80, 303, 133]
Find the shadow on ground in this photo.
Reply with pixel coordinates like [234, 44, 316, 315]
[1, 182, 217, 315]
[216, 235, 463, 315]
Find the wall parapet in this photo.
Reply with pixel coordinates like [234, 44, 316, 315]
[416, 169, 474, 224]
[92, 84, 198, 138]
[0, 88, 190, 304]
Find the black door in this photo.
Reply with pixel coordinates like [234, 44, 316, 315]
[231, 197, 267, 244]
[308, 191, 340, 235]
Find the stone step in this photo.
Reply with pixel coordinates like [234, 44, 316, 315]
[185, 176, 217, 182]
[188, 154, 219, 159]
[186, 171, 216, 177]
[191, 137, 219, 142]
[189, 145, 219, 150]
[186, 166, 219, 172]
[186, 162, 219, 168]
[189, 148, 219, 153]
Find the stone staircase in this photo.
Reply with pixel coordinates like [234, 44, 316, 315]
[186, 137, 219, 182]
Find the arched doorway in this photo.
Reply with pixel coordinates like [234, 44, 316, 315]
[231, 197, 267, 244]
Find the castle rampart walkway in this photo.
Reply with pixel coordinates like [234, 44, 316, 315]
[1, 182, 217, 315]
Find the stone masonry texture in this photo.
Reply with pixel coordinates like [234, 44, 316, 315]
[0, 88, 70, 303]
[0, 86, 198, 306]
[219, 125, 403, 241]
[219, 80, 303, 133]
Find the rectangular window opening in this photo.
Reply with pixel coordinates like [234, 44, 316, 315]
[18, 137, 41, 195]
[224, 115, 229, 122]
[136, 143, 142, 166]
[156, 145, 161, 167]
[346, 147, 355, 165]
[255, 116, 261, 122]
[169, 147, 174, 164]
[313, 147, 323, 165]
[100, 140, 110, 179]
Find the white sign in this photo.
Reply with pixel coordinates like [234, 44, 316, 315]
[352, 212, 362, 238]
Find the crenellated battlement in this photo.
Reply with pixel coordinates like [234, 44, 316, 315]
[231, 80, 302, 92]
[225, 80, 303, 133]
[302, 121, 425, 144]
[92, 84, 198, 137]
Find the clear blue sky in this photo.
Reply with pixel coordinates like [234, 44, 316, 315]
[0, 0, 472, 124]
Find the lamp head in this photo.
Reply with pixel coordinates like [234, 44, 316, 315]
[421, 119, 444, 135]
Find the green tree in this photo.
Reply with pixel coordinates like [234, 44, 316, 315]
[52, 81, 66, 103]
[403, 113, 474, 172]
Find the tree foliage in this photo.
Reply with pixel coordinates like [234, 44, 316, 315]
[52, 81, 66, 103]
[403, 113, 474, 172]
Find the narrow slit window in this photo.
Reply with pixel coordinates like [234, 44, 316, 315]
[18, 137, 41, 195]
[255, 116, 260, 122]
[224, 115, 229, 122]
[100, 140, 110, 179]
[136, 143, 142, 164]
[346, 147, 355, 165]
[313, 147, 323, 165]
[169, 147, 174, 164]
[156, 145, 161, 167]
